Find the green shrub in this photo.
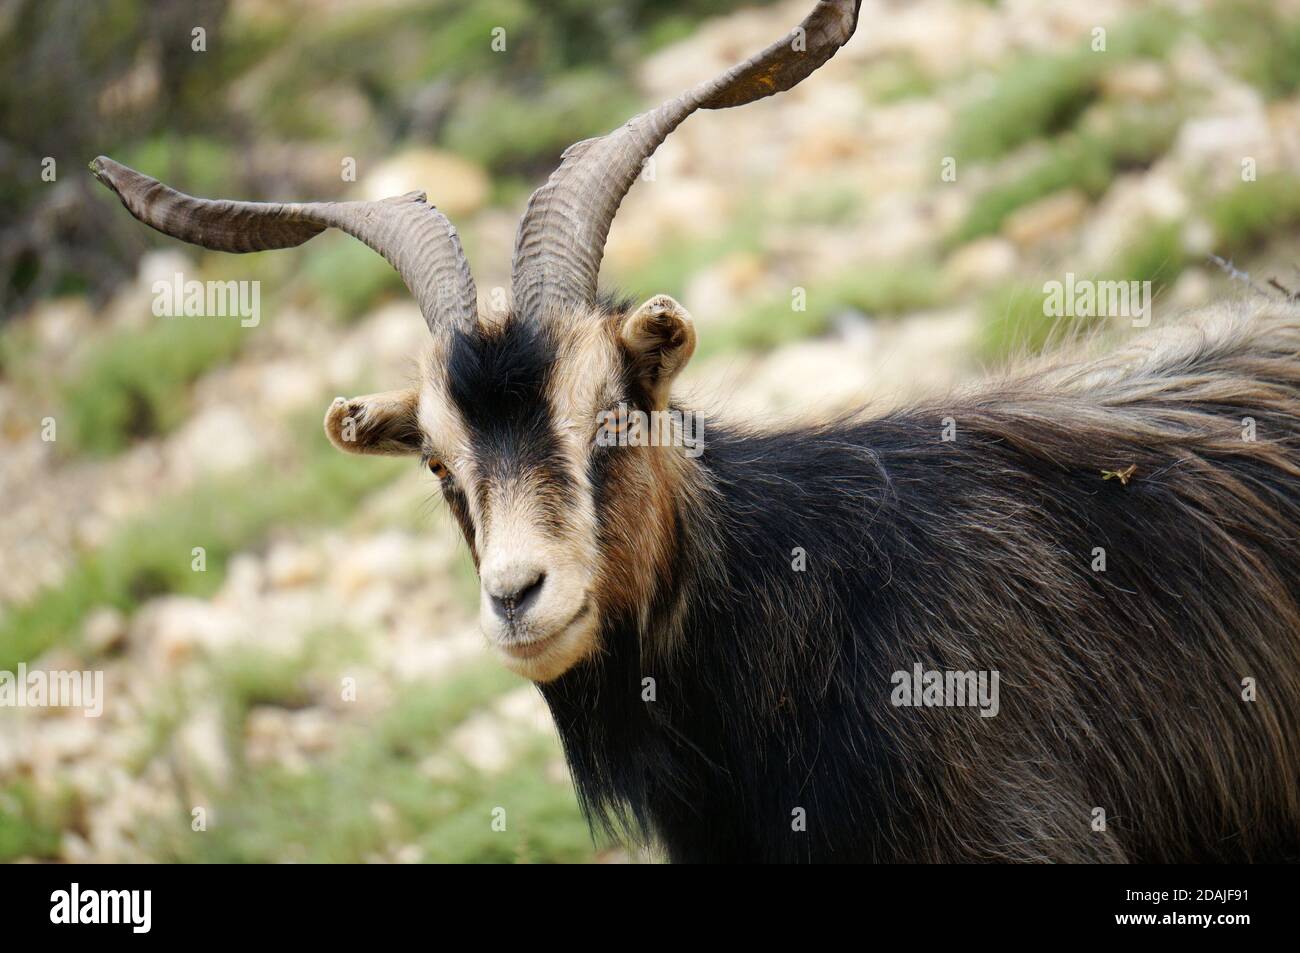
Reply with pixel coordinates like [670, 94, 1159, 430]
[975, 281, 1118, 366]
[950, 6, 1183, 162]
[0, 428, 406, 671]
[952, 53, 1101, 162]
[1208, 174, 1300, 254]
[1111, 220, 1186, 291]
[698, 263, 944, 359]
[115, 136, 238, 201]
[0, 781, 69, 862]
[150, 665, 598, 863]
[302, 233, 408, 321]
[952, 106, 1182, 245]
[442, 71, 640, 176]
[60, 316, 248, 456]
[1203, 0, 1300, 100]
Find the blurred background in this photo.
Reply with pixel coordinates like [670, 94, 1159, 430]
[2, 0, 1299, 862]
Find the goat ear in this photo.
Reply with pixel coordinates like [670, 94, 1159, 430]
[619, 295, 697, 410]
[324, 389, 422, 456]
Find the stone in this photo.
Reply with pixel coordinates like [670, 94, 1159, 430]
[1002, 190, 1088, 248]
[265, 542, 322, 589]
[360, 149, 489, 219]
[943, 237, 1018, 293]
[331, 531, 420, 596]
[446, 711, 513, 774]
[83, 607, 128, 655]
[133, 597, 245, 671]
[683, 252, 767, 324]
[169, 406, 261, 476]
[175, 704, 231, 788]
[1099, 61, 1169, 102]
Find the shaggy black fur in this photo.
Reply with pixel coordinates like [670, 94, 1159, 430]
[542, 314, 1300, 862]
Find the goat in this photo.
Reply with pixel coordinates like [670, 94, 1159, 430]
[91, 0, 1300, 863]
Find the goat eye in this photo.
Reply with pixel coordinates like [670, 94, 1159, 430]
[428, 459, 449, 480]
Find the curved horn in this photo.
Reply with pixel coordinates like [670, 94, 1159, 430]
[511, 0, 862, 320]
[90, 156, 477, 332]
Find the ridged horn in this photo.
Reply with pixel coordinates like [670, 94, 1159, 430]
[510, 0, 862, 320]
[90, 155, 477, 332]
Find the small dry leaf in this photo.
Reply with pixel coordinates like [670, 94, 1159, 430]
[1101, 464, 1138, 486]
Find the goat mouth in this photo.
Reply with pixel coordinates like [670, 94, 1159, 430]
[498, 598, 591, 659]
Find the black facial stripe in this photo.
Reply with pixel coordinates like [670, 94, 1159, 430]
[445, 317, 576, 530]
[443, 483, 478, 565]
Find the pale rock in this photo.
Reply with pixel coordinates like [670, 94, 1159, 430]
[683, 252, 767, 323]
[1002, 190, 1088, 248]
[169, 405, 261, 476]
[1079, 172, 1187, 272]
[1169, 269, 1213, 311]
[545, 757, 571, 786]
[359, 149, 489, 219]
[346, 300, 428, 378]
[943, 237, 1018, 293]
[872, 0, 994, 74]
[325, 346, 366, 392]
[176, 703, 231, 788]
[136, 249, 195, 296]
[855, 195, 945, 261]
[256, 359, 324, 416]
[30, 297, 93, 354]
[418, 751, 461, 782]
[331, 531, 420, 595]
[243, 705, 336, 771]
[0, 719, 18, 774]
[219, 553, 265, 607]
[340, 579, 402, 630]
[446, 710, 513, 775]
[291, 707, 337, 754]
[788, 121, 872, 171]
[35, 716, 97, 762]
[83, 606, 129, 654]
[388, 623, 484, 683]
[394, 843, 423, 864]
[244, 707, 305, 771]
[304, 83, 373, 137]
[60, 831, 95, 864]
[1182, 219, 1216, 259]
[101, 249, 196, 332]
[709, 307, 977, 418]
[1167, 33, 1221, 87]
[265, 542, 323, 589]
[495, 685, 551, 730]
[1099, 60, 1169, 102]
[29, 646, 85, 682]
[604, 177, 729, 274]
[1174, 110, 1273, 187]
[134, 597, 246, 671]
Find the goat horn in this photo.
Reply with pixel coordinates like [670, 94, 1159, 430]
[511, 0, 862, 320]
[89, 156, 477, 332]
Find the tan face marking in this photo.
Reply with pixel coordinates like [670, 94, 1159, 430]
[326, 297, 698, 682]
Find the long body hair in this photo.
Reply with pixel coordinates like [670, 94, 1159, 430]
[543, 301, 1300, 862]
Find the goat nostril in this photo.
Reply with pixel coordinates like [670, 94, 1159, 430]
[489, 572, 547, 621]
[516, 572, 545, 614]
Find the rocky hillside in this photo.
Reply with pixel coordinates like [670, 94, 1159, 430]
[2, 0, 1299, 862]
